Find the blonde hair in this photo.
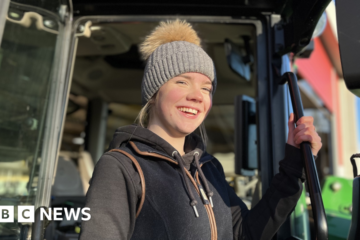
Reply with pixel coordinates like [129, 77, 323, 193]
[135, 93, 209, 148]
[136, 94, 157, 128]
[198, 122, 208, 149]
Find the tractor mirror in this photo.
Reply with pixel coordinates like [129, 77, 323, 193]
[336, 0, 360, 97]
[234, 95, 257, 176]
[224, 38, 253, 81]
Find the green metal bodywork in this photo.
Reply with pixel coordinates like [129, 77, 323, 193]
[290, 176, 353, 240]
[322, 176, 353, 240]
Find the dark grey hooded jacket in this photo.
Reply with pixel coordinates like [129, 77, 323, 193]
[79, 124, 305, 240]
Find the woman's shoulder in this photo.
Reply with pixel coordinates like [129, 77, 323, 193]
[98, 149, 133, 167]
[91, 150, 142, 187]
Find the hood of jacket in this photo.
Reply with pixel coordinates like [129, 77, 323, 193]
[108, 124, 207, 169]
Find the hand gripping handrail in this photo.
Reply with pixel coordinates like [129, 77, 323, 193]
[280, 72, 328, 240]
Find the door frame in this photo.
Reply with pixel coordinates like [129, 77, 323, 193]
[0, 0, 10, 43]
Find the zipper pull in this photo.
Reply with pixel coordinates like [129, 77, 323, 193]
[198, 184, 210, 205]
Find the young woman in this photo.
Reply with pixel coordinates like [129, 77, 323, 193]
[79, 20, 322, 240]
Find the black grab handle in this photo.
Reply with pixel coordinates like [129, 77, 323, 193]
[281, 72, 328, 240]
[350, 154, 360, 178]
[349, 154, 360, 240]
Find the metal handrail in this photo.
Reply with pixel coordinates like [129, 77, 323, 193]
[350, 154, 360, 178]
[281, 72, 328, 240]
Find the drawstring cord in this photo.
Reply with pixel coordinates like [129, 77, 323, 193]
[194, 152, 214, 208]
[172, 151, 199, 217]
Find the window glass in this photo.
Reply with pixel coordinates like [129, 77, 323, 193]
[0, 14, 57, 238]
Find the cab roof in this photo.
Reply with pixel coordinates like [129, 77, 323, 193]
[72, 0, 331, 54]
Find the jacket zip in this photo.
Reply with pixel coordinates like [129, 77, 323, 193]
[129, 141, 217, 240]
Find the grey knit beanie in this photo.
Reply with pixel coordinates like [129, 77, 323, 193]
[140, 20, 217, 104]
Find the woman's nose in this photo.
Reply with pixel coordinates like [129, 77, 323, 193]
[186, 88, 203, 102]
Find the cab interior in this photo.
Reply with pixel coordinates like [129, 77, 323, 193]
[0, 16, 260, 239]
[69, 21, 257, 180]
[54, 19, 259, 238]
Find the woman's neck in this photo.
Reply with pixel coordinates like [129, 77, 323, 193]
[147, 123, 186, 156]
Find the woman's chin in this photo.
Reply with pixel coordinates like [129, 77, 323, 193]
[175, 125, 198, 136]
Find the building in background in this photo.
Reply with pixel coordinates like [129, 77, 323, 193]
[295, 0, 358, 179]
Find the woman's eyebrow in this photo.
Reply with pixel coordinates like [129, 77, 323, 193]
[178, 74, 192, 80]
[177, 74, 212, 85]
[203, 80, 212, 86]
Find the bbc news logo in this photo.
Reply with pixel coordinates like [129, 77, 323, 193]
[0, 206, 91, 222]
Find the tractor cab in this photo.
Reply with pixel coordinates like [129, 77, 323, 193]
[0, 0, 345, 239]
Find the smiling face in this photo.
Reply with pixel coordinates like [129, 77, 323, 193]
[148, 72, 213, 138]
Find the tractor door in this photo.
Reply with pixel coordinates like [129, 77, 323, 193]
[0, 0, 74, 239]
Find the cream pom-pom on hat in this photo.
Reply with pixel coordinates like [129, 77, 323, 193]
[139, 19, 217, 104]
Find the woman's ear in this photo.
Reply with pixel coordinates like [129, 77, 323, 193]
[147, 91, 159, 115]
